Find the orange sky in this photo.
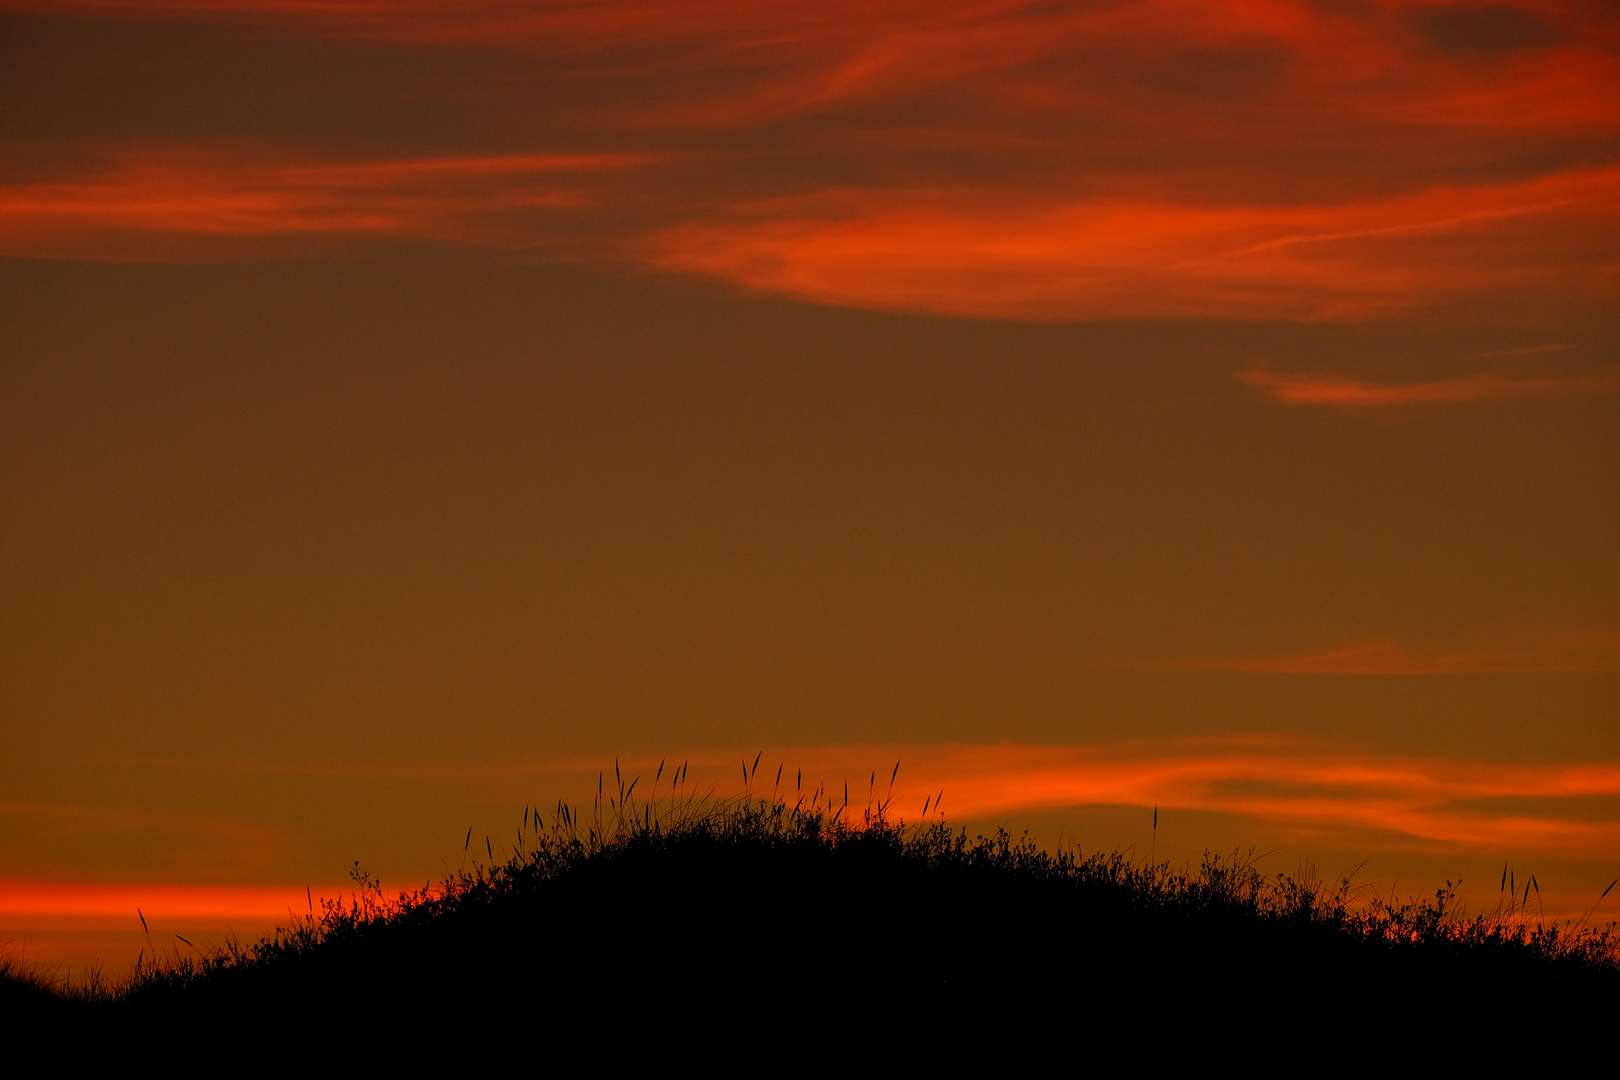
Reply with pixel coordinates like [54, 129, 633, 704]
[1, 0, 1616, 976]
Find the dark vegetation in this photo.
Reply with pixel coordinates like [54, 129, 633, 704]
[5, 763, 1617, 1056]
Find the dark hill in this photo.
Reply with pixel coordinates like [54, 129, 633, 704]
[6, 798, 1615, 1061]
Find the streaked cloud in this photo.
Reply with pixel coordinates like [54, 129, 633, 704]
[20, 736, 1620, 900]
[0, 145, 648, 260]
[2, 1, 1616, 319]
[6, 0, 1613, 138]
[647, 166, 1620, 319]
[722, 739, 1620, 856]
[124, 737, 1620, 858]
[1236, 366, 1620, 405]
[5, 145, 1614, 318]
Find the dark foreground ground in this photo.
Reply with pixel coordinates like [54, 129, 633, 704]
[5, 800, 1615, 1060]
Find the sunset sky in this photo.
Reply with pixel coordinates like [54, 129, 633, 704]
[2, 0, 1617, 973]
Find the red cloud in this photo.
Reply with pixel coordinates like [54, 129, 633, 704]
[0, 146, 650, 260]
[1236, 367, 1620, 405]
[7, 147, 1612, 321]
[2, 2, 1616, 318]
[6, 1, 1613, 127]
[646, 166, 1620, 319]
[623, 738, 1620, 856]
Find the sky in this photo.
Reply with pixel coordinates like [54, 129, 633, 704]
[1, 0, 1617, 974]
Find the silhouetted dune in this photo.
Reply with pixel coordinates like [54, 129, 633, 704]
[7, 796, 1615, 1059]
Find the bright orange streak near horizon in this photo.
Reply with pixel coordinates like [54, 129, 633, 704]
[0, 881, 325, 921]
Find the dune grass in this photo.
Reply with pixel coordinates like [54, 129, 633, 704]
[6, 761, 1616, 1049]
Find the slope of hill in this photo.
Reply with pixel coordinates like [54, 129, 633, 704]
[5, 793, 1614, 1058]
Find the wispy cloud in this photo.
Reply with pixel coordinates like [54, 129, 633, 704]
[716, 739, 1620, 856]
[647, 166, 1620, 320]
[975, 746, 1605, 850]
[3, 2, 1617, 319]
[1471, 343, 1571, 359]
[1236, 367, 1620, 405]
[122, 736, 1620, 858]
[7, 148, 1613, 319]
[0, 146, 650, 260]
[5, 0, 1612, 139]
